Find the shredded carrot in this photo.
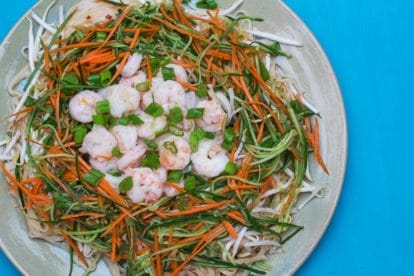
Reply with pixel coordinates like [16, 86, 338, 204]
[313, 119, 329, 174]
[61, 212, 106, 220]
[222, 221, 238, 238]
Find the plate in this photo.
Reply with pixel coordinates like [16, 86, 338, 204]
[0, 0, 347, 275]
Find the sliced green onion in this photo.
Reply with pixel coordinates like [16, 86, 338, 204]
[119, 176, 133, 193]
[62, 72, 79, 85]
[168, 123, 184, 137]
[100, 70, 112, 85]
[186, 108, 205, 119]
[112, 147, 122, 157]
[141, 151, 160, 169]
[196, 0, 218, 10]
[259, 61, 270, 81]
[184, 175, 197, 190]
[83, 169, 105, 186]
[168, 107, 184, 124]
[73, 126, 88, 144]
[96, 31, 107, 42]
[162, 67, 176, 81]
[163, 141, 178, 154]
[118, 117, 129, 126]
[136, 81, 150, 92]
[144, 103, 164, 117]
[96, 100, 110, 114]
[225, 162, 238, 175]
[167, 170, 183, 183]
[189, 128, 206, 152]
[205, 132, 215, 139]
[144, 139, 158, 150]
[196, 83, 208, 98]
[221, 141, 233, 151]
[92, 115, 106, 125]
[223, 128, 236, 144]
[87, 74, 100, 85]
[108, 169, 122, 177]
[128, 114, 144, 126]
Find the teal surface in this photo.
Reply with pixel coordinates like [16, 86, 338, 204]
[1, 0, 412, 275]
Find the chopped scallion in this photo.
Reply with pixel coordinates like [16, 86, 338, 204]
[83, 169, 105, 186]
[144, 103, 164, 117]
[186, 108, 205, 119]
[119, 176, 133, 193]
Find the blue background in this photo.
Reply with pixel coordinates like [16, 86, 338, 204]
[1, 0, 412, 275]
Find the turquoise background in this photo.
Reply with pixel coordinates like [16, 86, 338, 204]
[1, 0, 412, 275]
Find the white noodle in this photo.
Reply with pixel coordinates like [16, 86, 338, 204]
[232, 226, 247, 257]
[26, 18, 35, 71]
[12, 67, 42, 115]
[249, 27, 303, 47]
[244, 240, 280, 247]
[3, 132, 20, 155]
[34, 1, 57, 60]
[30, 11, 56, 34]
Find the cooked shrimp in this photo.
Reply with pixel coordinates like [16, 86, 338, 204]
[195, 99, 226, 133]
[185, 91, 199, 108]
[107, 84, 140, 117]
[158, 64, 188, 83]
[154, 167, 168, 183]
[69, 90, 104, 123]
[79, 125, 117, 160]
[153, 80, 186, 112]
[163, 179, 184, 198]
[119, 71, 147, 88]
[141, 91, 154, 110]
[158, 135, 191, 170]
[127, 167, 164, 203]
[111, 125, 138, 153]
[136, 111, 167, 140]
[97, 88, 108, 98]
[191, 139, 229, 178]
[121, 53, 143, 78]
[89, 157, 119, 172]
[117, 143, 147, 172]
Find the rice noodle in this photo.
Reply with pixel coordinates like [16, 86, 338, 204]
[248, 27, 303, 47]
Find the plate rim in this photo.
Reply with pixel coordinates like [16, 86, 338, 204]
[0, 1, 348, 275]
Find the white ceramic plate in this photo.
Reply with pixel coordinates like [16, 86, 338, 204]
[0, 1, 347, 275]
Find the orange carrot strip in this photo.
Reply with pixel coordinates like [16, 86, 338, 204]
[99, 6, 132, 50]
[222, 221, 238, 238]
[61, 212, 106, 220]
[313, 119, 329, 174]
[97, 178, 128, 207]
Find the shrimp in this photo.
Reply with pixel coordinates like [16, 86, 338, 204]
[127, 167, 164, 203]
[117, 143, 147, 172]
[158, 64, 188, 83]
[79, 125, 117, 160]
[185, 91, 199, 109]
[195, 99, 226, 133]
[136, 111, 167, 140]
[121, 53, 143, 78]
[107, 84, 140, 118]
[191, 138, 229, 178]
[119, 71, 147, 88]
[153, 80, 186, 112]
[111, 125, 138, 153]
[69, 90, 104, 123]
[163, 179, 184, 198]
[89, 157, 119, 172]
[154, 167, 168, 183]
[141, 91, 154, 110]
[97, 88, 108, 98]
[158, 135, 191, 170]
